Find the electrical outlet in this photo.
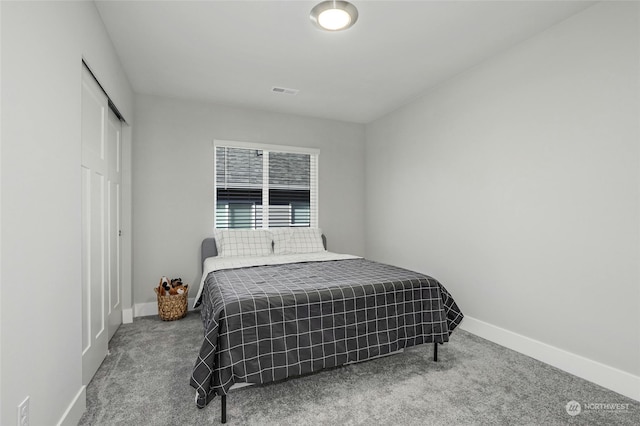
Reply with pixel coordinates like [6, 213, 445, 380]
[17, 396, 29, 426]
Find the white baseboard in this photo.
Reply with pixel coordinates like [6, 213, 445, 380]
[56, 386, 86, 426]
[134, 297, 197, 318]
[122, 308, 133, 324]
[459, 316, 640, 402]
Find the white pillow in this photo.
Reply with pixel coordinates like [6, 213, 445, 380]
[214, 229, 273, 257]
[272, 228, 325, 255]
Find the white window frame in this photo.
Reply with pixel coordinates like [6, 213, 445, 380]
[213, 139, 319, 229]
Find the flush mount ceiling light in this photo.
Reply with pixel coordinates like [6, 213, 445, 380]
[310, 1, 358, 31]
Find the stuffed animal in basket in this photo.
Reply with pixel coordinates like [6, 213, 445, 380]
[157, 276, 171, 296]
[170, 284, 187, 295]
[168, 284, 188, 295]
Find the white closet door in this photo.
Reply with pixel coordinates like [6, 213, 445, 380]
[81, 66, 109, 385]
[107, 108, 122, 341]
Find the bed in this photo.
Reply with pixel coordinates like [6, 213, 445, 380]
[190, 229, 463, 423]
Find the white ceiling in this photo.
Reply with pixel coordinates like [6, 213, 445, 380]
[95, 0, 594, 124]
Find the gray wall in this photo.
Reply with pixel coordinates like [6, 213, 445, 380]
[1, 2, 133, 425]
[365, 1, 639, 377]
[132, 95, 366, 305]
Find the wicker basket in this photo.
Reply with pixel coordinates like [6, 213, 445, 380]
[154, 287, 188, 321]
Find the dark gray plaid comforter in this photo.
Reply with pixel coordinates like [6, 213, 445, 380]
[190, 258, 463, 408]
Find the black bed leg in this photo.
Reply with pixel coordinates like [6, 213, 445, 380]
[221, 395, 227, 424]
[433, 342, 438, 362]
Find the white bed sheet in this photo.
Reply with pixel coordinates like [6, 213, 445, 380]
[193, 251, 361, 308]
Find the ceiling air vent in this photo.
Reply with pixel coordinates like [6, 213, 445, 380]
[271, 86, 299, 95]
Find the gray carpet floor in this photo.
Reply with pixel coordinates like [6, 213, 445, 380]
[79, 312, 639, 425]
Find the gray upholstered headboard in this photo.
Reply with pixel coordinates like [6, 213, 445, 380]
[201, 234, 327, 271]
[201, 238, 219, 267]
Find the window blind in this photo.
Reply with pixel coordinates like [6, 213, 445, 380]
[215, 144, 318, 229]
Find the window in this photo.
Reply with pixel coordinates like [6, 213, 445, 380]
[214, 141, 318, 229]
